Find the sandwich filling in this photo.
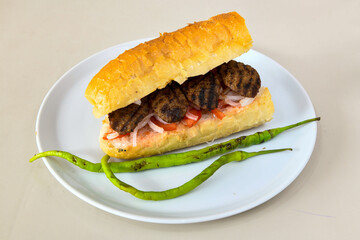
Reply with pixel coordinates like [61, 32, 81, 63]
[104, 60, 261, 146]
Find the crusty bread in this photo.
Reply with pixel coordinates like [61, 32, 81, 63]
[85, 12, 253, 118]
[100, 87, 274, 159]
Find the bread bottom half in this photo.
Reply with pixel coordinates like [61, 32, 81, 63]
[99, 87, 274, 159]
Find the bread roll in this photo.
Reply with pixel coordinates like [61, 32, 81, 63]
[85, 12, 253, 117]
[100, 87, 274, 159]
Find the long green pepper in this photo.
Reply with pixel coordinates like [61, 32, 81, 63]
[101, 148, 292, 200]
[29, 117, 319, 172]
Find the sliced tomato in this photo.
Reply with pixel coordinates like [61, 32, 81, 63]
[183, 108, 202, 128]
[211, 108, 226, 120]
[150, 117, 177, 131]
[102, 132, 130, 140]
[182, 118, 197, 128]
[188, 108, 202, 118]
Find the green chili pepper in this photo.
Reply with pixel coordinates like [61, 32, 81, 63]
[101, 148, 292, 200]
[29, 117, 319, 172]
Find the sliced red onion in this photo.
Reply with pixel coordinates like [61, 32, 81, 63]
[106, 132, 119, 140]
[154, 115, 169, 124]
[148, 120, 164, 133]
[134, 99, 141, 105]
[185, 109, 199, 120]
[226, 90, 241, 97]
[224, 98, 242, 107]
[220, 89, 245, 101]
[225, 95, 244, 101]
[219, 88, 232, 100]
[131, 113, 154, 146]
[240, 98, 254, 107]
[140, 113, 154, 128]
[131, 130, 138, 147]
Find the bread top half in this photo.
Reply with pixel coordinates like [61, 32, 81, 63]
[85, 12, 253, 118]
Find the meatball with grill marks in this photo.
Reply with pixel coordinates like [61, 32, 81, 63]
[108, 101, 151, 135]
[150, 81, 188, 123]
[108, 61, 261, 135]
[218, 60, 261, 98]
[181, 71, 222, 110]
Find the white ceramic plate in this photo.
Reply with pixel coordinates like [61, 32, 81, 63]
[35, 38, 317, 224]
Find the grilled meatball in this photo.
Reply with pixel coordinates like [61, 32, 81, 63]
[182, 71, 222, 110]
[108, 101, 151, 135]
[150, 81, 188, 123]
[218, 60, 261, 98]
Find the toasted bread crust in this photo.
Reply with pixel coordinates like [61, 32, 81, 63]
[85, 12, 253, 117]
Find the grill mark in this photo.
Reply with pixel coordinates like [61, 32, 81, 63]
[133, 110, 147, 125]
[172, 107, 182, 120]
[199, 87, 205, 108]
[182, 70, 222, 110]
[244, 66, 252, 97]
[192, 75, 205, 89]
[120, 104, 141, 132]
[229, 62, 235, 84]
[236, 63, 244, 90]
[250, 77, 257, 96]
[268, 129, 275, 138]
[243, 80, 251, 96]
[169, 82, 182, 103]
[169, 83, 177, 98]
[207, 73, 216, 109]
[119, 105, 139, 132]
[191, 94, 196, 102]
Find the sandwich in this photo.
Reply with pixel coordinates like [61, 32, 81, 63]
[85, 12, 274, 159]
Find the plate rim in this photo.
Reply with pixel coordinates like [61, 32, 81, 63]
[35, 38, 317, 224]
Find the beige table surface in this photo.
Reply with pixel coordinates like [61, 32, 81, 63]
[1, 0, 360, 239]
